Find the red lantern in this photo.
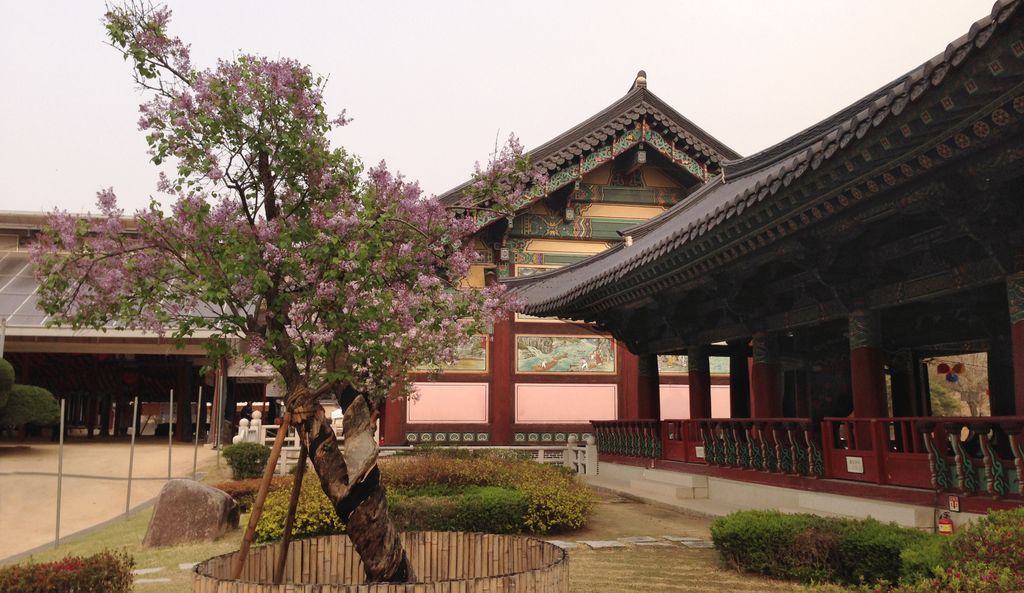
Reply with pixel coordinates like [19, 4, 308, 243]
[122, 372, 139, 386]
[936, 363, 951, 374]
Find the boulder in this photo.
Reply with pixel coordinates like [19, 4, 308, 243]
[142, 479, 239, 547]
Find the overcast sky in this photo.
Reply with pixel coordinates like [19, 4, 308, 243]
[0, 1, 996, 214]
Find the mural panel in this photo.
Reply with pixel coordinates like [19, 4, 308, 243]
[415, 335, 488, 372]
[657, 355, 731, 375]
[516, 335, 615, 374]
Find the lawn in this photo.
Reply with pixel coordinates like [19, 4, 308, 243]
[11, 469, 810, 593]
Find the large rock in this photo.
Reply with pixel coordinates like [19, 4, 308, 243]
[143, 479, 239, 547]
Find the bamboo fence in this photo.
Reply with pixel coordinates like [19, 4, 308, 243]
[194, 531, 568, 592]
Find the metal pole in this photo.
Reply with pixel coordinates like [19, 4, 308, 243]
[0, 317, 7, 357]
[168, 389, 174, 480]
[193, 386, 203, 479]
[54, 398, 65, 549]
[125, 396, 139, 517]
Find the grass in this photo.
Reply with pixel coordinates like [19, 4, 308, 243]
[6, 466, 814, 593]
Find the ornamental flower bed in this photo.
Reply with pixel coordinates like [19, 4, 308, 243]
[0, 550, 134, 593]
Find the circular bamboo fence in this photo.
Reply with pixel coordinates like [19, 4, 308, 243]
[193, 531, 568, 592]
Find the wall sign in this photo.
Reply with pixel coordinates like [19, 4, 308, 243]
[845, 456, 865, 474]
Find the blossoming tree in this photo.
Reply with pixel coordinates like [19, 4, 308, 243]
[33, 3, 534, 581]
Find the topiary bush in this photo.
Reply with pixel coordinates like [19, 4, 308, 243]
[255, 474, 343, 543]
[0, 550, 134, 593]
[711, 510, 928, 585]
[0, 384, 60, 427]
[221, 441, 272, 479]
[0, 358, 14, 408]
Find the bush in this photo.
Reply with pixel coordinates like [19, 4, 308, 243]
[221, 442, 272, 479]
[0, 550, 134, 593]
[891, 561, 1024, 593]
[948, 506, 1024, 573]
[214, 476, 291, 512]
[0, 384, 60, 426]
[710, 511, 928, 585]
[0, 358, 14, 407]
[899, 533, 947, 584]
[390, 486, 529, 533]
[255, 474, 343, 543]
[381, 450, 592, 534]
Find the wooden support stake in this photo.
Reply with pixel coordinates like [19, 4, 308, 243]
[274, 440, 308, 584]
[231, 413, 291, 580]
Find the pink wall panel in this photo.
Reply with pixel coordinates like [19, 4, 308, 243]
[659, 384, 732, 419]
[407, 382, 489, 424]
[514, 384, 617, 423]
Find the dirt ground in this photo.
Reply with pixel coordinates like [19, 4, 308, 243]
[0, 439, 218, 560]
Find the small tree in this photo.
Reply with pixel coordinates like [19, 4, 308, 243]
[32, 3, 532, 582]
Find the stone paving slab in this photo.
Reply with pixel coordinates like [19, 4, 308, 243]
[179, 562, 199, 570]
[136, 578, 172, 585]
[577, 540, 627, 549]
[544, 540, 578, 550]
[619, 536, 661, 544]
[636, 542, 674, 546]
[133, 567, 165, 575]
[681, 540, 715, 548]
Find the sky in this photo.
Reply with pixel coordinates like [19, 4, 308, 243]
[0, 0, 998, 214]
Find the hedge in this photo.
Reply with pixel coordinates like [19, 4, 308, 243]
[389, 486, 530, 533]
[710, 510, 928, 585]
[0, 550, 134, 593]
[382, 449, 592, 533]
[221, 441, 272, 479]
[226, 450, 592, 542]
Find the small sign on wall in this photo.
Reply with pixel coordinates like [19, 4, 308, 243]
[845, 456, 865, 474]
[695, 446, 705, 459]
[947, 495, 960, 513]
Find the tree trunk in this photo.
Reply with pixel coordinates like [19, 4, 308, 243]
[286, 385, 412, 582]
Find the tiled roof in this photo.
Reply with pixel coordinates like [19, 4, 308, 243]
[509, 0, 1021, 316]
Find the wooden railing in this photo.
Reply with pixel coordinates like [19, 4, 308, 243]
[824, 416, 1024, 497]
[594, 416, 1024, 499]
[591, 420, 662, 459]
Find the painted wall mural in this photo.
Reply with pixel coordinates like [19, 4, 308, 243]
[415, 335, 488, 372]
[516, 335, 615, 374]
[657, 355, 731, 375]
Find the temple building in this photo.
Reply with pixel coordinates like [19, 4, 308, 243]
[381, 72, 741, 446]
[504, 0, 1024, 517]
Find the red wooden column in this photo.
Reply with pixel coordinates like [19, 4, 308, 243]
[380, 396, 405, 445]
[849, 309, 887, 418]
[688, 345, 712, 419]
[489, 314, 514, 445]
[750, 332, 782, 417]
[728, 339, 751, 418]
[1007, 272, 1024, 415]
[619, 349, 640, 419]
[637, 353, 661, 420]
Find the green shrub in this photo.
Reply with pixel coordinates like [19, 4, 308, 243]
[711, 511, 927, 585]
[389, 486, 529, 533]
[380, 451, 592, 534]
[899, 534, 947, 584]
[0, 384, 60, 426]
[0, 550, 134, 593]
[0, 358, 14, 407]
[948, 506, 1024, 573]
[891, 561, 1024, 593]
[255, 474, 343, 543]
[214, 476, 291, 512]
[221, 442, 272, 479]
